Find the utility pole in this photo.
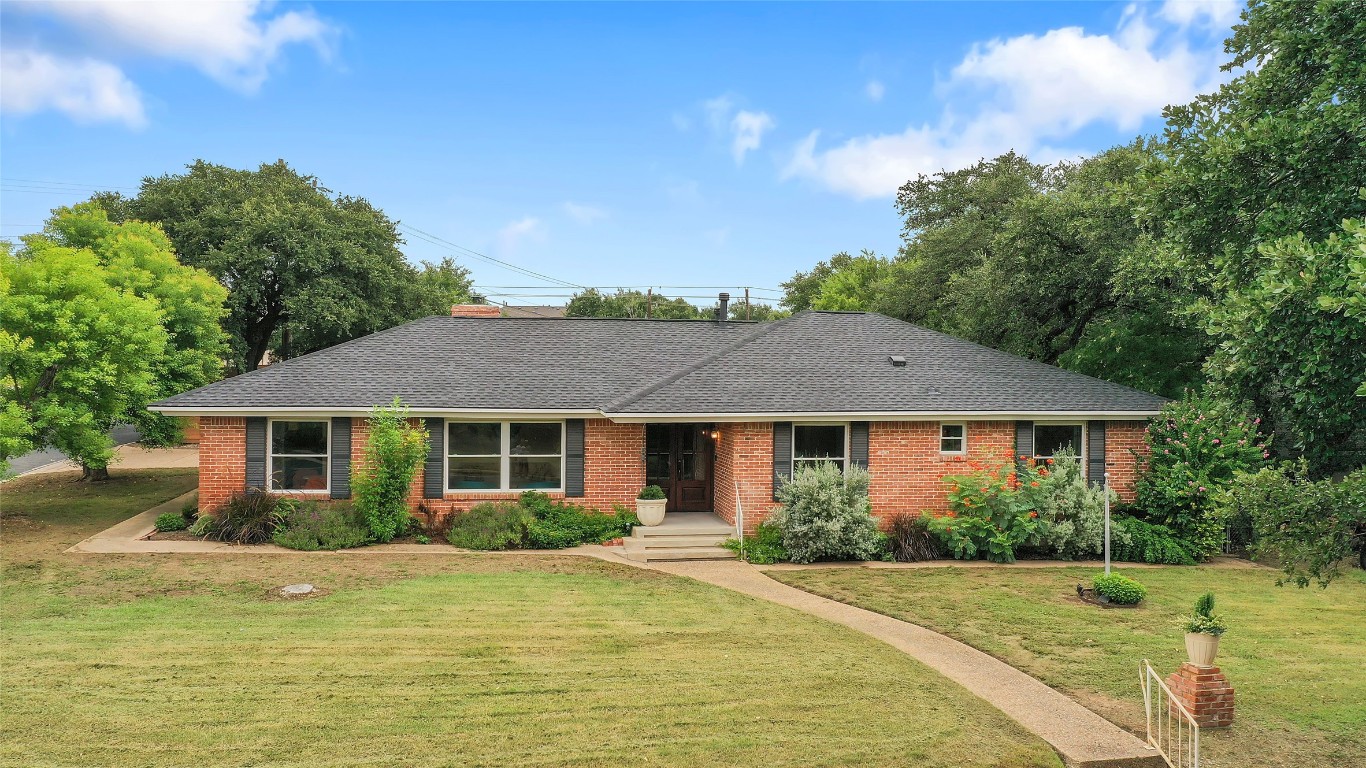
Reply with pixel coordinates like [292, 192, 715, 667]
[646, 288, 652, 319]
[744, 287, 751, 320]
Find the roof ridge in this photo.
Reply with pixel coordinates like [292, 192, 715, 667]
[602, 313, 802, 412]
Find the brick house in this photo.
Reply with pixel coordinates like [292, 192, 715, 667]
[152, 305, 1163, 533]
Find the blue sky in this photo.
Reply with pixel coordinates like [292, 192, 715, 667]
[1, 1, 1239, 308]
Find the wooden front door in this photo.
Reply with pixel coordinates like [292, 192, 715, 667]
[645, 424, 713, 513]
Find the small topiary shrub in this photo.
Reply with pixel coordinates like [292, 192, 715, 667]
[272, 501, 372, 551]
[447, 502, 532, 550]
[884, 514, 948, 562]
[1093, 573, 1147, 605]
[154, 512, 188, 532]
[352, 398, 429, 543]
[772, 462, 882, 564]
[1184, 592, 1228, 635]
[723, 521, 789, 564]
[637, 485, 666, 500]
[1112, 516, 1198, 565]
[208, 492, 285, 544]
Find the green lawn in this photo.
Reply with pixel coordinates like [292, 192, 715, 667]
[0, 470, 1060, 768]
[770, 564, 1366, 768]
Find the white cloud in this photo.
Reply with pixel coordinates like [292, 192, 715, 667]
[730, 110, 774, 164]
[703, 95, 735, 133]
[784, 8, 1229, 199]
[0, 48, 145, 127]
[1157, 0, 1241, 29]
[33, 0, 336, 92]
[865, 80, 886, 102]
[562, 202, 607, 224]
[496, 216, 544, 253]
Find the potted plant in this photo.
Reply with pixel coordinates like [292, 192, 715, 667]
[1183, 592, 1227, 667]
[636, 485, 667, 527]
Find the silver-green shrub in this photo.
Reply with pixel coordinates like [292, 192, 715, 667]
[1034, 448, 1114, 560]
[771, 462, 882, 564]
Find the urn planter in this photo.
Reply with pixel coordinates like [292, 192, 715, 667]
[636, 498, 667, 527]
[1185, 632, 1220, 668]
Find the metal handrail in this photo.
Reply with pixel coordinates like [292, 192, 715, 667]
[1141, 659, 1200, 768]
[735, 481, 744, 560]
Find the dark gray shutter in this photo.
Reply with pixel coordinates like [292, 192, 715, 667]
[245, 417, 267, 492]
[850, 421, 869, 470]
[1015, 421, 1034, 470]
[330, 417, 351, 499]
[772, 422, 793, 500]
[1087, 420, 1107, 486]
[565, 419, 586, 497]
[423, 418, 445, 499]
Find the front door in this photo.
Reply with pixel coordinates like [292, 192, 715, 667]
[645, 424, 713, 513]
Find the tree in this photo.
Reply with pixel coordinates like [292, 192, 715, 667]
[129, 160, 474, 371]
[0, 242, 166, 478]
[566, 289, 702, 319]
[37, 204, 229, 446]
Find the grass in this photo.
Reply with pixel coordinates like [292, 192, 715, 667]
[770, 564, 1366, 768]
[0, 469, 1061, 768]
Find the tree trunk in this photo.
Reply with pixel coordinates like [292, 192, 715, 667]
[81, 463, 110, 482]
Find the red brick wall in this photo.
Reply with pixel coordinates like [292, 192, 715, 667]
[1104, 420, 1147, 503]
[868, 421, 1015, 519]
[197, 416, 245, 514]
[712, 422, 779, 533]
[450, 304, 502, 317]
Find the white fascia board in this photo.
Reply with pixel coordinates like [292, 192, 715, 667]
[602, 411, 1160, 423]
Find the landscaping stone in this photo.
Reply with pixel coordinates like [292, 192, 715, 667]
[280, 583, 315, 596]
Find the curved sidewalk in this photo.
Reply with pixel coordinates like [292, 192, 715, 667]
[628, 557, 1164, 768]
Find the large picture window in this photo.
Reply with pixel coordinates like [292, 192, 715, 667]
[270, 420, 329, 492]
[793, 424, 847, 473]
[1033, 423, 1084, 468]
[448, 421, 564, 491]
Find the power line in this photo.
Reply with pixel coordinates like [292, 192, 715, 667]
[398, 223, 584, 290]
[1, 177, 138, 191]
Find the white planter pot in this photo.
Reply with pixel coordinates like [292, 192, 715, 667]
[1185, 632, 1220, 668]
[636, 498, 667, 527]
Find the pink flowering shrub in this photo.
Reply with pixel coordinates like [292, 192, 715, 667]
[1135, 393, 1270, 558]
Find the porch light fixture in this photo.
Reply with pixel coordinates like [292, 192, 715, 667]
[707, 429, 721, 440]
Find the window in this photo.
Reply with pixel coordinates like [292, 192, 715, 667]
[940, 423, 966, 454]
[1033, 423, 1084, 467]
[793, 424, 847, 473]
[447, 421, 563, 491]
[270, 420, 329, 492]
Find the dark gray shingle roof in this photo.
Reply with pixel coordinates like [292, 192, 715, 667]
[152, 312, 1167, 415]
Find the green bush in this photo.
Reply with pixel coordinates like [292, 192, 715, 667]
[722, 521, 789, 564]
[1135, 393, 1270, 558]
[925, 462, 1046, 563]
[521, 491, 637, 548]
[1033, 449, 1112, 560]
[207, 493, 286, 545]
[447, 502, 531, 550]
[1225, 461, 1366, 587]
[352, 398, 429, 543]
[772, 462, 882, 564]
[884, 514, 947, 562]
[272, 501, 372, 551]
[154, 512, 188, 532]
[187, 514, 215, 537]
[1093, 573, 1147, 605]
[1111, 516, 1197, 565]
[637, 485, 665, 500]
[1184, 592, 1228, 635]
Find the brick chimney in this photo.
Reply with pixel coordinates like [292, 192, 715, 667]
[451, 304, 503, 318]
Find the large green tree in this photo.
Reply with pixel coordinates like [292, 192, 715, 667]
[126, 160, 475, 371]
[565, 288, 782, 321]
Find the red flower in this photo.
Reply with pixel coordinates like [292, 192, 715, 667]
[1029, 481, 1040, 487]
[1029, 511, 1038, 518]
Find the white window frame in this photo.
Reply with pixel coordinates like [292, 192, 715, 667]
[267, 418, 330, 494]
[1032, 421, 1086, 478]
[791, 422, 850, 475]
[939, 422, 967, 455]
[445, 420, 566, 493]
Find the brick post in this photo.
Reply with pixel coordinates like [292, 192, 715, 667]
[1165, 663, 1235, 729]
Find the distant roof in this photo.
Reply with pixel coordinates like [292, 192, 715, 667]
[152, 312, 1167, 417]
[499, 304, 565, 318]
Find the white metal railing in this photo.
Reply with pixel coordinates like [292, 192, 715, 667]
[734, 481, 745, 560]
[1141, 659, 1200, 768]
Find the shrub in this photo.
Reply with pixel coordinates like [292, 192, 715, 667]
[1033, 449, 1112, 560]
[415, 534, 431, 545]
[925, 463, 1045, 563]
[446, 502, 531, 550]
[637, 485, 666, 500]
[884, 514, 947, 562]
[352, 398, 429, 543]
[187, 514, 215, 537]
[1135, 393, 1270, 558]
[1111, 516, 1197, 565]
[272, 501, 372, 551]
[1092, 573, 1147, 605]
[1183, 592, 1228, 636]
[1226, 461, 1366, 587]
[771, 462, 882, 563]
[154, 512, 188, 532]
[522, 491, 637, 548]
[207, 493, 286, 545]
[722, 521, 789, 564]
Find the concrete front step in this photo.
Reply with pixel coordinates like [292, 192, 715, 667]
[632, 523, 733, 538]
[619, 546, 736, 563]
[626, 534, 733, 549]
